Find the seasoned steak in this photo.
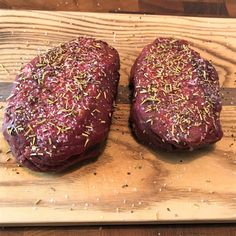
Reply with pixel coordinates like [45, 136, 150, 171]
[3, 37, 120, 172]
[130, 38, 223, 151]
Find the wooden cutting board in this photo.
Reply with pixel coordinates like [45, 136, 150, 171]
[0, 10, 236, 226]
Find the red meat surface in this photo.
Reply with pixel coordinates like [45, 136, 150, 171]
[130, 38, 223, 151]
[3, 37, 120, 172]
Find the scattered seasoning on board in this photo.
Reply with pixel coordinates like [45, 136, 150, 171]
[122, 184, 129, 188]
[0, 63, 10, 74]
[34, 199, 42, 205]
[6, 150, 11, 154]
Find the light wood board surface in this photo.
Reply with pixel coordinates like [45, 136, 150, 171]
[0, 10, 235, 225]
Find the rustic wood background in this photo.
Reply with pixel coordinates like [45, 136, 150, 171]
[0, 0, 236, 235]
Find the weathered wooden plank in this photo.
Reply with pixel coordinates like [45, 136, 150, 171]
[0, 11, 236, 87]
[0, 101, 236, 224]
[0, 11, 235, 225]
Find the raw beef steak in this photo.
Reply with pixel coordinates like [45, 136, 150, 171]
[3, 37, 120, 172]
[130, 38, 223, 151]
